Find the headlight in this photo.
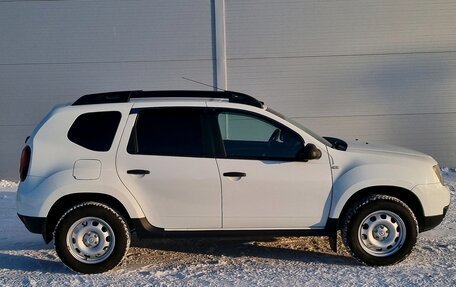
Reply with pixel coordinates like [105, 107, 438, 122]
[433, 165, 443, 184]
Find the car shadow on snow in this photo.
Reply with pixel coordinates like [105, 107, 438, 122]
[0, 252, 70, 273]
[129, 236, 356, 266]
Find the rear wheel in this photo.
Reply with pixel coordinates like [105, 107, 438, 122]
[54, 202, 130, 273]
[342, 195, 418, 265]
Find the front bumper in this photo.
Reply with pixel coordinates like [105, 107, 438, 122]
[421, 205, 449, 232]
[412, 183, 451, 217]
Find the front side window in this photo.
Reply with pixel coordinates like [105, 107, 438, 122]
[216, 111, 304, 160]
[128, 108, 210, 157]
[67, 111, 121, 152]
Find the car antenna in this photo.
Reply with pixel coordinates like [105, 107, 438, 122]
[181, 77, 226, 92]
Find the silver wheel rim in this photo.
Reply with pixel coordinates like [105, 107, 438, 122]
[358, 210, 406, 257]
[66, 217, 115, 264]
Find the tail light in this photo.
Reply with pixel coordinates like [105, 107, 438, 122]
[19, 145, 31, 182]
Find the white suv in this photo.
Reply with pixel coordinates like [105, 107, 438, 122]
[17, 90, 450, 273]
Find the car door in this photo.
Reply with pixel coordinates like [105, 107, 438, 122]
[211, 108, 333, 229]
[116, 107, 222, 229]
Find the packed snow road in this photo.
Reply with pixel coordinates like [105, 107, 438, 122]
[0, 172, 455, 286]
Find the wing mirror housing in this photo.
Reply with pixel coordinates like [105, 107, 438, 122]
[297, 143, 322, 162]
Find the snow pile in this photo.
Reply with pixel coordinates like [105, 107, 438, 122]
[0, 172, 455, 286]
[442, 168, 456, 195]
[0, 180, 18, 191]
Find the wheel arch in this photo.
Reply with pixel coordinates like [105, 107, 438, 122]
[43, 193, 134, 243]
[335, 186, 426, 232]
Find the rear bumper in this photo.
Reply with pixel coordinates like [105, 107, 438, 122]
[18, 214, 46, 234]
[421, 205, 449, 232]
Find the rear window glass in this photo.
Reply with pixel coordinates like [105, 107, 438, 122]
[68, 111, 121, 151]
[127, 108, 209, 157]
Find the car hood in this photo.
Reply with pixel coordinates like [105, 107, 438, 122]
[345, 140, 429, 158]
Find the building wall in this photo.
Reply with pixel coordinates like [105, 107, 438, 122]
[0, 0, 215, 179]
[1, 0, 455, 178]
[226, 0, 456, 167]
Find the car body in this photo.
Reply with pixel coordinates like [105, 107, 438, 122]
[17, 90, 450, 273]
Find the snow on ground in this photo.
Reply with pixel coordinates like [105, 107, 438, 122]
[0, 172, 455, 286]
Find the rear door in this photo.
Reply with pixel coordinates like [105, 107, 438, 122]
[116, 107, 222, 229]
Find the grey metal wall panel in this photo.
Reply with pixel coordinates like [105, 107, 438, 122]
[0, 1, 214, 179]
[0, 0, 213, 64]
[227, 54, 456, 166]
[226, 0, 456, 58]
[226, 0, 456, 166]
[0, 61, 214, 127]
[299, 113, 456, 168]
[0, 60, 214, 179]
[2, 0, 456, 178]
[0, 126, 31, 180]
[227, 53, 456, 118]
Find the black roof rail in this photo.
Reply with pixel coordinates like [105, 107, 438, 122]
[72, 90, 264, 108]
[72, 91, 139, 106]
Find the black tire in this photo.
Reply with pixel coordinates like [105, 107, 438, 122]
[54, 202, 130, 274]
[341, 194, 418, 266]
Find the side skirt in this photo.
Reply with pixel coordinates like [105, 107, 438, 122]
[132, 218, 339, 249]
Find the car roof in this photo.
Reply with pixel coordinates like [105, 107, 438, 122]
[72, 90, 264, 108]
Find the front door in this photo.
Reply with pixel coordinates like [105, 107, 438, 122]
[116, 107, 221, 229]
[212, 109, 332, 229]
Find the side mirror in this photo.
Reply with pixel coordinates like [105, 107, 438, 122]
[297, 143, 322, 162]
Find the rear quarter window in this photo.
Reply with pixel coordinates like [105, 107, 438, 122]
[67, 111, 121, 151]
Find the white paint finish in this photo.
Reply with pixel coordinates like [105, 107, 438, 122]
[326, 140, 443, 219]
[16, 97, 450, 232]
[205, 103, 333, 228]
[16, 102, 147, 219]
[297, 113, 456, 168]
[27, 103, 132, 178]
[2, 0, 456, 179]
[115, 113, 222, 229]
[16, 175, 66, 217]
[226, 0, 456, 58]
[412, 183, 451, 217]
[16, 173, 146, 219]
[216, 158, 332, 228]
[0, 0, 213, 64]
[73, 159, 101, 180]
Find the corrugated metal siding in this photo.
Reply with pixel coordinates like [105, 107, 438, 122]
[0, 0, 214, 179]
[226, 0, 456, 58]
[226, 0, 456, 166]
[1, 0, 456, 178]
[0, 1, 213, 63]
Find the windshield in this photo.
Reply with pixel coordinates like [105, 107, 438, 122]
[266, 108, 332, 147]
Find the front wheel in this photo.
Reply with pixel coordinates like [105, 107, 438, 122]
[54, 202, 130, 273]
[342, 195, 418, 266]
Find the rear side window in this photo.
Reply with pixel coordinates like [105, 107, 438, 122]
[68, 111, 121, 151]
[127, 108, 210, 157]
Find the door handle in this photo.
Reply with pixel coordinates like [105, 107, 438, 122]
[127, 169, 150, 175]
[223, 172, 246, 177]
